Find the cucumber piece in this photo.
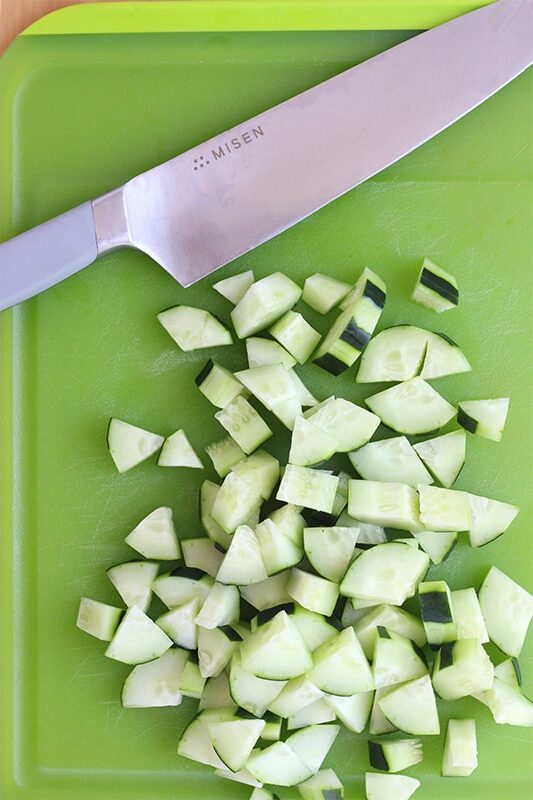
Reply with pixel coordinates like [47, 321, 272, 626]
[106, 561, 158, 613]
[314, 279, 385, 375]
[308, 627, 374, 695]
[195, 582, 240, 629]
[277, 466, 339, 514]
[157, 429, 202, 468]
[369, 688, 397, 735]
[288, 370, 318, 408]
[412, 258, 458, 313]
[261, 712, 283, 741]
[252, 603, 339, 652]
[268, 676, 324, 718]
[442, 719, 477, 777]
[354, 604, 426, 660]
[213, 270, 255, 304]
[240, 610, 313, 680]
[348, 481, 422, 532]
[286, 568, 339, 616]
[195, 360, 244, 408]
[269, 311, 321, 364]
[332, 472, 350, 517]
[105, 606, 172, 664]
[232, 450, 280, 500]
[413, 430, 466, 488]
[306, 398, 380, 452]
[325, 691, 373, 733]
[239, 571, 292, 611]
[365, 378, 455, 435]
[365, 773, 420, 800]
[269, 504, 305, 546]
[289, 416, 337, 467]
[356, 325, 428, 383]
[206, 436, 246, 477]
[125, 506, 180, 560]
[418, 485, 471, 532]
[350, 437, 433, 488]
[246, 742, 312, 786]
[467, 492, 519, 547]
[255, 519, 303, 575]
[211, 473, 263, 534]
[473, 677, 533, 726]
[182, 538, 224, 578]
[478, 566, 532, 656]
[420, 331, 471, 379]
[231, 273, 302, 339]
[458, 398, 509, 442]
[339, 267, 387, 312]
[216, 524, 267, 585]
[158, 305, 232, 350]
[302, 273, 351, 314]
[121, 647, 188, 708]
[152, 569, 212, 609]
[336, 512, 387, 547]
[235, 364, 298, 410]
[369, 739, 423, 774]
[208, 718, 266, 772]
[249, 790, 279, 799]
[179, 658, 206, 698]
[412, 531, 457, 564]
[341, 543, 429, 606]
[246, 337, 297, 369]
[215, 395, 272, 455]
[287, 724, 340, 773]
[217, 775, 266, 789]
[156, 597, 200, 650]
[494, 657, 522, 689]
[200, 480, 232, 549]
[76, 597, 123, 641]
[419, 580, 457, 648]
[378, 674, 440, 735]
[199, 670, 237, 711]
[297, 768, 344, 800]
[198, 625, 243, 679]
[451, 588, 489, 643]
[372, 627, 428, 688]
[270, 395, 303, 430]
[107, 418, 164, 473]
[229, 651, 287, 717]
[287, 697, 337, 730]
[177, 715, 228, 769]
[432, 639, 494, 700]
[303, 526, 359, 582]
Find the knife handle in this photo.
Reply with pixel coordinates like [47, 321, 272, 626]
[0, 201, 98, 311]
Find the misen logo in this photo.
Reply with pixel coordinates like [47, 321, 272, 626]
[192, 125, 265, 171]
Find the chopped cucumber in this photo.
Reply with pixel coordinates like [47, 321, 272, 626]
[369, 688, 397, 735]
[255, 519, 303, 575]
[286, 568, 339, 616]
[467, 492, 519, 547]
[432, 639, 494, 700]
[156, 597, 200, 650]
[413, 430, 466, 488]
[473, 677, 533, 726]
[457, 398, 509, 442]
[177, 714, 228, 769]
[418, 485, 471, 532]
[215, 395, 272, 455]
[418, 580, 457, 648]
[240, 610, 313, 680]
[286, 724, 340, 773]
[106, 561, 158, 613]
[208, 718, 265, 772]
[216, 524, 267, 585]
[354, 604, 426, 660]
[246, 336, 297, 368]
[442, 719, 477, 777]
[302, 273, 351, 314]
[306, 397, 380, 452]
[288, 370, 318, 407]
[158, 305, 232, 350]
[269, 311, 321, 364]
[494, 657, 522, 689]
[213, 270, 255, 304]
[412, 258, 458, 313]
[341, 542, 429, 606]
[76, 598, 123, 641]
[253, 604, 338, 652]
[239, 571, 292, 611]
[195, 360, 244, 408]
[478, 567, 532, 657]
[195, 582, 240, 629]
[235, 363, 297, 409]
[211, 472, 262, 534]
[369, 738, 423, 773]
[325, 691, 373, 733]
[348, 480, 422, 532]
[268, 675, 323, 718]
[198, 625, 243, 679]
[246, 742, 312, 786]
[349, 436, 433, 488]
[307, 627, 374, 696]
[420, 331, 471, 380]
[339, 267, 387, 312]
[199, 670, 237, 710]
[206, 436, 246, 477]
[303, 526, 358, 582]
[451, 588, 489, 643]
[372, 627, 428, 688]
[365, 377, 455, 435]
[365, 773, 420, 800]
[289, 415, 337, 467]
[229, 650, 287, 717]
[378, 674, 440, 735]
[125, 506, 180, 560]
[287, 697, 337, 730]
[105, 606, 172, 664]
[356, 325, 428, 383]
[121, 647, 188, 708]
[412, 531, 457, 564]
[178, 658, 206, 698]
[231, 450, 280, 500]
[231, 273, 302, 339]
[277, 466, 339, 514]
[268, 504, 305, 546]
[152, 568, 212, 609]
[200, 480, 232, 549]
[157, 428, 202, 468]
[107, 418, 164, 473]
[182, 537, 224, 578]
[297, 768, 344, 800]
[261, 712, 283, 741]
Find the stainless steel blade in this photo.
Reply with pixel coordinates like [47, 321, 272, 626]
[93, 0, 533, 286]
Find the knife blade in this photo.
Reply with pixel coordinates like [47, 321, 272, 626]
[0, 0, 531, 310]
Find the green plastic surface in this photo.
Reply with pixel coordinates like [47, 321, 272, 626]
[0, 4, 532, 800]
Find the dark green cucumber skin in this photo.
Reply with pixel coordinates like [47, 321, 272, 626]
[368, 741, 390, 772]
[219, 625, 243, 642]
[171, 566, 206, 580]
[419, 268, 459, 305]
[194, 359, 214, 386]
[364, 281, 386, 309]
[323, 792, 343, 800]
[314, 353, 348, 375]
[377, 626, 391, 639]
[512, 657, 523, 686]
[302, 508, 337, 527]
[255, 603, 295, 626]
[457, 408, 478, 434]
[419, 591, 454, 624]
[438, 642, 455, 670]
[340, 319, 370, 351]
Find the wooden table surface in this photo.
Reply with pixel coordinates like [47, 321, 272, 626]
[0, 0, 132, 55]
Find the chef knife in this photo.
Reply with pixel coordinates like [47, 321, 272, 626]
[0, 0, 531, 311]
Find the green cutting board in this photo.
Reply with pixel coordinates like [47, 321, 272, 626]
[1, 2, 532, 799]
